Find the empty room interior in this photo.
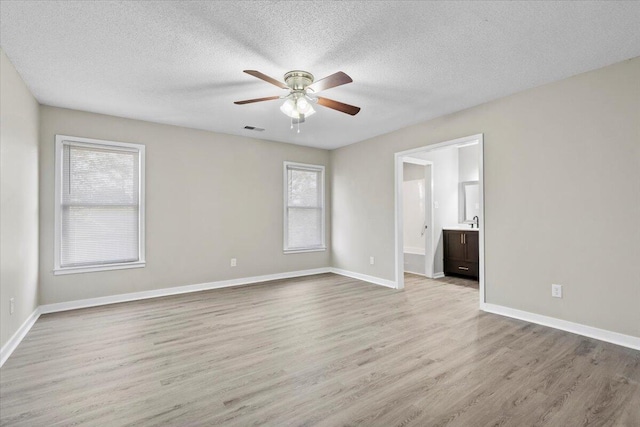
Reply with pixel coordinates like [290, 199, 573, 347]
[1, 1, 639, 426]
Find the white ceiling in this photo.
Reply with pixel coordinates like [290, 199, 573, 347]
[2, 1, 639, 149]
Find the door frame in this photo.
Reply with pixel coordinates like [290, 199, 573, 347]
[401, 157, 434, 278]
[394, 134, 485, 309]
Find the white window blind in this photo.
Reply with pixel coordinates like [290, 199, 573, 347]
[55, 136, 145, 274]
[284, 162, 325, 252]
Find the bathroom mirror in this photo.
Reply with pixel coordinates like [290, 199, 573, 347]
[459, 181, 480, 224]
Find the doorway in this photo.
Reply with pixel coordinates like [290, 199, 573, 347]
[394, 134, 485, 308]
[401, 158, 433, 278]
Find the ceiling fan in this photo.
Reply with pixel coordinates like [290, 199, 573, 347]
[234, 70, 360, 127]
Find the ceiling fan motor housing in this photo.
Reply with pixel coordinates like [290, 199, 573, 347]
[284, 70, 314, 91]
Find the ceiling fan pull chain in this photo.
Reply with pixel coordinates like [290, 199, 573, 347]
[290, 116, 293, 130]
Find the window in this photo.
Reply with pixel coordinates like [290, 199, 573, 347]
[54, 135, 145, 274]
[284, 162, 325, 253]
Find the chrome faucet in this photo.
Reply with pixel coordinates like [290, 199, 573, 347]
[472, 215, 479, 229]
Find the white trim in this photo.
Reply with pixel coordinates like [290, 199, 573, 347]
[4, 271, 639, 367]
[54, 135, 146, 274]
[3, 268, 331, 367]
[402, 157, 430, 166]
[404, 270, 428, 277]
[403, 247, 425, 255]
[283, 247, 327, 254]
[0, 308, 41, 367]
[483, 303, 640, 351]
[42, 268, 396, 315]
[54, 137, 62, 271]
[394, 134, 485, 310]
[330, 268, 397, 289]
[40, 267, 332, 314]
[455, 140, 479, 149]
[55, 135, 144, 151]
[406, 272, 445, 280]
[283, 161, 326, 253]
[424, 161, 434, 278]
[54, 261, 146, 275]
[477, 136, 486, 309]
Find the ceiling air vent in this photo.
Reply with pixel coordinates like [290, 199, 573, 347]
[244, 126, 265, 132]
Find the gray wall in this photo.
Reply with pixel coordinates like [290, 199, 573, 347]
[458, 144, 479, 183]
[331, 57, 640, 337]
[402, 163, 424, 182]
[0, 50, 39, 349]
[39, 106, 331, 305]
[420, 147, 459, 275]
[402, 163, 426, 253]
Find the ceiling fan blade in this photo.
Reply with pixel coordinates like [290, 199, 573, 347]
[307, 71, 353, 93]
[234, 96, 281, 105]
[316, 97, 361, 116]
[243, 70, 288, 89]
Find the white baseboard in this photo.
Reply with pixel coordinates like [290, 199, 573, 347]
[483, 303, 640, 351]
[2, 268, 333, 367]
[330, 268, 397, 289]
[1, 307, 41, 367]
[3, 267, 393, 366]
[404, 270, 427, 277]
[39, 267, 332, 315]
[6, 271, 636, 368]
[403, 271, 444, 280]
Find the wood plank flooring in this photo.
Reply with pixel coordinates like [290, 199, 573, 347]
[1, 273, 639, 426]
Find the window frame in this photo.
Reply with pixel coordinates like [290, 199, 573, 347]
[283, 161, 326, 254]
[53, 135, 146, 275]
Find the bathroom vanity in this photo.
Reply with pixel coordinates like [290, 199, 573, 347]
[443, 229, 479, 279]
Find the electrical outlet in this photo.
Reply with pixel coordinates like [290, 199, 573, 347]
[230, 258, 237, 267]
[10, 298, 15, 315]
[370, 256, 375, 265]
[551, 284, 562, 298]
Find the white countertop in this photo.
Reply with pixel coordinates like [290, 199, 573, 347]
[443, 226, 479, 231]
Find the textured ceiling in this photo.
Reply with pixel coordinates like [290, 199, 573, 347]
[1, 1, 639, 149]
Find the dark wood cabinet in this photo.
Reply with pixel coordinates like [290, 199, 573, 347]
[443, 230, 479, 279]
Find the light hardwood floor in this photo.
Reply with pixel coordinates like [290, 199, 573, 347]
[1, 273, 638, 426]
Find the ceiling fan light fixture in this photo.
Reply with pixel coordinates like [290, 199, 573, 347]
[280, 95, 316, 119]
[280, 98, 298, 118]
[296, 96, 310, 113]
[304, 105, 316, 117]
[298, 97, 315, 117]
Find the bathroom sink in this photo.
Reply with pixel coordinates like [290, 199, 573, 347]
[443, 226, 479, 231]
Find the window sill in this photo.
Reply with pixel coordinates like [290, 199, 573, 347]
[53, 261, 146, 275]
[284, 247, 326, 254]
